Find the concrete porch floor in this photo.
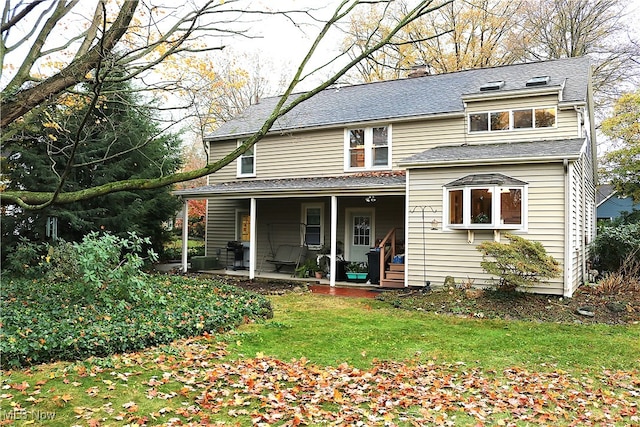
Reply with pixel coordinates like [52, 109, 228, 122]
[153, 262, 388, 297]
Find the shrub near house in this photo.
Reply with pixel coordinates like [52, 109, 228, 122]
[0, 233, 272, 368]
[477, 234, 561, 292]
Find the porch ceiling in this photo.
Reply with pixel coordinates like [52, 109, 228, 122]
[174, 171, 406, 199]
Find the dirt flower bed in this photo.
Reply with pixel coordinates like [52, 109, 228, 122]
[178, 271, 640, 325]
[376, 285, 640, 325]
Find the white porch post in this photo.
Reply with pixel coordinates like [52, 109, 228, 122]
[249, 197, 257, 279]
[181, 199, 189, 273]
[330, 195, 338, 287]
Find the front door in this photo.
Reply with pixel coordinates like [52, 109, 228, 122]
[346, 208, 374, 262]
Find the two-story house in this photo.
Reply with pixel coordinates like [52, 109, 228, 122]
[176, 56, 596, 297]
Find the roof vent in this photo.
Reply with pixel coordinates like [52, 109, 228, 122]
[526, 75, 550, 87]
[479, 80, 504, 91]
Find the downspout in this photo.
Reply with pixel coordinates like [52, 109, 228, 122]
[581, 156, 587, 287]
[181, 198, 189, 273]
[563, 158, 571, 297]
[574, 105, 590, 287]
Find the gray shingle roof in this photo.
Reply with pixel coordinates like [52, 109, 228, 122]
[399, 138, 586, 166]
[596, 184, 615, 205]
[445, 173, 528, 187]
[208, 57, 591, 141]
[174, 171, 406, 198]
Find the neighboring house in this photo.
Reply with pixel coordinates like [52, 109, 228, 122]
[597, 184, 640, 222]
[176, 56, 597, 297]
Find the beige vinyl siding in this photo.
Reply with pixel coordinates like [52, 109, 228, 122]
[465, 94, 559, 112]
[465, 95, 579, 143]
[391, 118, 465, 167]
[255, 198, 310, 272]
[256, 130, 345, 179]
[566, 148, 596, 295]
[208, 118, 468, 182]
[205, 199, 249, 257]
[407, 163, 566, 295]
[207, 102, 577, 183]
[207, 140, 239, 184]
[368, 196, 405, 243]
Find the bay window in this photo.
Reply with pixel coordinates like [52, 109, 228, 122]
[444, 174, 527, 230]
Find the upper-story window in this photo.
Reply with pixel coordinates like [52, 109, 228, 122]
[237, 141, 256, 177]
[469, 107, 556, 133]
[444, 174, 528, 230]
[345, 125, 391, 170]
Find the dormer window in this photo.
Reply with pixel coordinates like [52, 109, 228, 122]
[468, 107, 556, 133]
[345, 125, 391, 170]
[444, 174, 528, 230]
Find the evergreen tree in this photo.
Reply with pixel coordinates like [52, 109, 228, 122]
[1, 78, 182, 255]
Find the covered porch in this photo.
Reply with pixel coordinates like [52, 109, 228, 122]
[174, 172, 409, 288]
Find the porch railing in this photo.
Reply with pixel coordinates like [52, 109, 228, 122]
[378, 227, 398, 283]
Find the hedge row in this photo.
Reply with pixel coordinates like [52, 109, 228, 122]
[0, 276, 272, 368]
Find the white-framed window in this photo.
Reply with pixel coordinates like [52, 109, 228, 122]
[302, 203, 324, 249]
[345, 125, 391, 170]
[237, 140, 256, 177]
[468, 107, 556, 133]
[443, 174, 528, 230]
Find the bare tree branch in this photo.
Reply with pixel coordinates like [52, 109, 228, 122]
[1, 0, 451, 209]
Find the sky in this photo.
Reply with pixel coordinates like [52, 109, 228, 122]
[229, 1, 347, 92]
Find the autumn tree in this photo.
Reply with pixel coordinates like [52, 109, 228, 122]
[168, 50, 289, 238]
[1, 0, 451, 210]
[340, 0, 525, 82]
[339, 0, 639, 106]
[600, 90, 640, 202]
[174, 142, 208, 239]
[165, 50, 288, 140]
[512, 0, 640, 105]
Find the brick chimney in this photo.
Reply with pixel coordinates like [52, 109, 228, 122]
[408, 64, 431, 78]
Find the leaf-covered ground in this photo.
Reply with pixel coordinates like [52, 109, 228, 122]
[1, 336, 638, 426]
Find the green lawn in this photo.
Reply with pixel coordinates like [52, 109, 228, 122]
[229, 294, 640, 371]
[1, 293, 638, 426]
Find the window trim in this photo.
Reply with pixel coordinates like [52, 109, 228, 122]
[344, 125, 392, 171]
[467, 106, 557, 134]
[301, 203, 324, 250]
[442, 185, 528, 231]
[236, 140, 256, 177]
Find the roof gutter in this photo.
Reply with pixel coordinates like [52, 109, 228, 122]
[174, 185, 406, 200]
[399, 154, 580, 169]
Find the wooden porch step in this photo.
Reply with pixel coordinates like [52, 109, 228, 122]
[385, 270, 404, 280]
[389, 263, 404, 272]
[380, 278, 405, 288]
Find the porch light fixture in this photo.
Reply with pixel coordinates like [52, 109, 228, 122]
[365, 195, 377, 203]
[431, 218, 439, 230]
